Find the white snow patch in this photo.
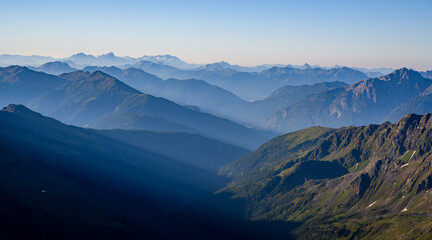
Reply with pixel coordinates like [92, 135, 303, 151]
[409, 151, 416, 161]
[401, 163, 409, 168]
[366, 201, 377, 209]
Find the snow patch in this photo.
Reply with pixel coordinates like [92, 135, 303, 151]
[366, 201, 376, 209]
[409, 151, 416, 161]
[401, 163, 409, 168]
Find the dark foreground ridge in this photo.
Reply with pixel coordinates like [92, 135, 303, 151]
[0, 104, 296, 240]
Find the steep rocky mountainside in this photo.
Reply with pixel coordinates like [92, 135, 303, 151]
[221, 113, 432, 239]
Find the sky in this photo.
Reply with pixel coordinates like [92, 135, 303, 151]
[0, 0, 431, 70]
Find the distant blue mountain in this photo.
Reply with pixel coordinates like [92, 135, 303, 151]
[128, 62, 369, 100]
[33, 61, 78, 75]
[0, 54, 55, 66]
[266, 68, 432, 132]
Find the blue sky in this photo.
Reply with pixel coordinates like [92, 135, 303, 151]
[0, 0, 431, 70]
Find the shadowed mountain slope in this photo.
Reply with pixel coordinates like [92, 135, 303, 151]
[0, 104, 224, 239]
[98, 129, 249, 172]
[0, 104, 299, 239]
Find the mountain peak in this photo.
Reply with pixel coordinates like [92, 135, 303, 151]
[2, 104, 34, 115]
[40, 61, 69, 67]
[396, 113, 432, 130]
[71, 52, 91, 57]
[382, 68, 422, 81]
[302, 63, 311, 69]
[99, 52, 116, 58]
[3, 104, 21, 112]
[60, 70, 114, 82]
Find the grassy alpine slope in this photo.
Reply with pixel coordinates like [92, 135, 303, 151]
[220, 113, 432, 239]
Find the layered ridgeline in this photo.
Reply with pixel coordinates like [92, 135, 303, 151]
[81, 66, 246, 118]
[220, 113, 432, 239]
[81, 66, 348, 128]
[0, 53, 199, 69]
[0, 65, 67, 106]
[127, 62, 368, 101]
[10, 63, 432, 138]
[0, 104, 264, 239]
[266, 68, 432, 133]
[0, 66, 266, 149]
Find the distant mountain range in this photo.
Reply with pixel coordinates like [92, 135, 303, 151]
[0, 66, 267, 149]
[0, 54, 55, 66]
[79, 66, 351, 128]
[81, 66, 245, 115]
[0, 52, 395, 79]
[266, 68, 432, 132]
[220, 113, 432, 239]
[31, 63, 432, 135]
[127, 62, 370, 100]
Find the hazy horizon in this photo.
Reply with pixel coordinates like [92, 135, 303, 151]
[1, 0, 431, 70]
[0, 52, 400, 71]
